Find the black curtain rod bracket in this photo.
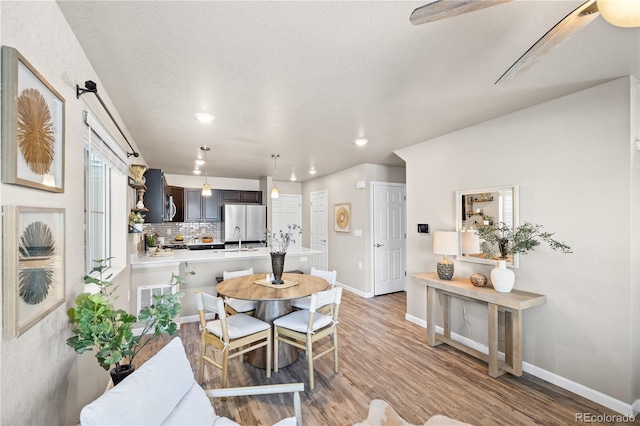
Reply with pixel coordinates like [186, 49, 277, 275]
[76, 80, 139, 158]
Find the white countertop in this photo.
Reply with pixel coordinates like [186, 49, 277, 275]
[131, 247, 319, 268]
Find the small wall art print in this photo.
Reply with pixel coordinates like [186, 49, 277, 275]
[3, 206, 66, 337]
[1, 46, 65, 193]
[334, 202, 351, 233]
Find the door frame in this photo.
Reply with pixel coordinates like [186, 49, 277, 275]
[370, 181, 406, 295]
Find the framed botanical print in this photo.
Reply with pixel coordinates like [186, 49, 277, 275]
[1, 46, 65, 192]
[334, 202, 351, 233]
[3, 206, 66, 337]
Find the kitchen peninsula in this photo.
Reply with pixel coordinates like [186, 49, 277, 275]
[130, 247, 319, 321]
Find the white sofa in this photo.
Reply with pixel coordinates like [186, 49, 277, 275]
[80, 337, 303, 425]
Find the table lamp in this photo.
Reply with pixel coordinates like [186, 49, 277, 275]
[461, 230, 482, 255]
[433, 231, 458, 280]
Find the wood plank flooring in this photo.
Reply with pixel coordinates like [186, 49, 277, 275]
[137, 290, 636, 425]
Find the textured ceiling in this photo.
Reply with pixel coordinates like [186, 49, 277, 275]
[58, 1, 640, 182]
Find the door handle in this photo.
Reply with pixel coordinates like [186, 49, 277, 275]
[321, 239, 327, 243]
[375, 243, 384, 248]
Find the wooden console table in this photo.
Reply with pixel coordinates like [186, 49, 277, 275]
[413, 272, 545, 378]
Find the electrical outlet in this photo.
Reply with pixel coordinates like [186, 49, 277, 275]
[166, 229, 172, 236]
[358, 262, 362, 269]
[300, 256, 308, 262]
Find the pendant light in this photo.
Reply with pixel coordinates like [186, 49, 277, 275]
[271, 154, 280, 199]
[201, 146, 212, 196]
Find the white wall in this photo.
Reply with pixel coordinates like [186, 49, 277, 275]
[0, 1, 143, 424]
[301, 163, 405, 295]
[396, 77, 639, 409]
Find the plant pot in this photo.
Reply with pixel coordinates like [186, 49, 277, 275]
[110, 364, 135, 386]
[132, 223, 143, 233]
[491, 260, 515, 293]
[270, 252, 286, 284]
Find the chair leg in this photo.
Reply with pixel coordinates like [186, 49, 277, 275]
[273, 327, 280, 373]
[307, 336, 314, 390]
[197, 340, 206, 384]
[221, 350, 229, 388]
[333, 329, 339, 373]
[266, 332, 272, 378]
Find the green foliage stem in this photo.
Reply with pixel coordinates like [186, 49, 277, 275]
[66, 259, 185, 372]
[474, 222, 572, 259]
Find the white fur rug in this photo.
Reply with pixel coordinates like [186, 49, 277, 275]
[352, 399, 472, 426]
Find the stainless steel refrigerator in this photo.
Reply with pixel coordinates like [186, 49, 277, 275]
[223, 204, 266, 243]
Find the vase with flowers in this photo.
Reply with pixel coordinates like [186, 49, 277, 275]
[265, 224, 302, 284]
[475, 222, 572, 292]
[129, 211, 145, 233]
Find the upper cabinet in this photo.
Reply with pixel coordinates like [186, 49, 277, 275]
[185, 188, 221, 222]
[221, 190, 262, 205]
[143, 168, 169, 223]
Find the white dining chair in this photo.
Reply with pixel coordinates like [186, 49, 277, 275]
[291, 267, 337, 311]
[273, 286, 342, 390]
[223, 268, 258, 316]
[195, 290, 271, 388]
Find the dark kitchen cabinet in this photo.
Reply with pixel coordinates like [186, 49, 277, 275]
[168, 186, 184, 222]
[185, 188, 220, 222]
[143, 168, 168, 223]
[220, 190, 262, 204]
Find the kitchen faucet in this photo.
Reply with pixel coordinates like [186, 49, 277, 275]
[233, 226, 242, 252]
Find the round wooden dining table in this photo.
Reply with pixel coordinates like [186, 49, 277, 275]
[216, 272, 330, 368]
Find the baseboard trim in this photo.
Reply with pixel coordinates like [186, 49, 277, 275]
[336, 281, 374, 298]
[404, 314, 638, 416]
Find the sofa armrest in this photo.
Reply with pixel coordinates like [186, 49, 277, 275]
[205, 383, 304, 426]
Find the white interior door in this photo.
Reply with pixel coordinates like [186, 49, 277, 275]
[373, 183, 406, 295]
[310, 190, 328, 269]
[271, 195, 302, 250]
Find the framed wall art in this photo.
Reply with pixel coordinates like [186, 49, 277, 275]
[1, 46, 65, 193]
[334, 202, 351, 233]
[3, 206, 66, 337]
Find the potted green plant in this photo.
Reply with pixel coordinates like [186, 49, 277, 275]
[145, 232, 158, 252]
[129, 212, 145, 233]
[474, 222, 572, 292]
[66, 258, 186, 385]
[482, 214, 493, 225]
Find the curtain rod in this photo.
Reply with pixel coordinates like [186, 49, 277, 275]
[76, 80, 139, 158]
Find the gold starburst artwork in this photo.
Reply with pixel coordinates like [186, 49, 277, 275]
[17, 88, 55, 175]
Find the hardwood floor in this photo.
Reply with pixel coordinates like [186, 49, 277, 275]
[138, 290, 635, 425]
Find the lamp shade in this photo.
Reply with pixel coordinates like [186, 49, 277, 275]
[461, 231, 482, 254]
[433, 231, 458, 256]
[202, 183, 212, 197]
[597, 0, 640, 27]
[271, 187, 279, 199]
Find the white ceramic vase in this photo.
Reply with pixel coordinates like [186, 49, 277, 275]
[491, 260, 515, 292]
[133, 223, 143, 233]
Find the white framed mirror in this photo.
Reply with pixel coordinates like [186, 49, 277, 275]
[456, 185, 520, 268]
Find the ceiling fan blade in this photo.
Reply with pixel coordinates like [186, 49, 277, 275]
[495, 0, 600, 84]
[410, 0, 512, 25]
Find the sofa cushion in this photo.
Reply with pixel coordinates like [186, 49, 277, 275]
[81, 337, 215, 425]
[161, 381, 219, 426]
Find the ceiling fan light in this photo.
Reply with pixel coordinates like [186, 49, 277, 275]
[597, 0, 640, 27]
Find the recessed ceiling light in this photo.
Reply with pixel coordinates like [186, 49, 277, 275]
[354, 138, 368, 146]
[193, 169, 201, 175]
[309, 168, 317, 175]
[195, 159, 205, 166]
[195, 113, 215, 123]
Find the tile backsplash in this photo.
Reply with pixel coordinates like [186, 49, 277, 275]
[143, 222, 222, 242]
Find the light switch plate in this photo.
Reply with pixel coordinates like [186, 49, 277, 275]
[354, 229, 362, 237]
